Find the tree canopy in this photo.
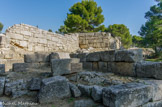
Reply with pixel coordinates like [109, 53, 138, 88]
[58, 0, 105, 33]
[0, 22, 3, 33]
[132, 35, 145, 47]
[105, 24, 132, 48]
[139, 0, 162, 53]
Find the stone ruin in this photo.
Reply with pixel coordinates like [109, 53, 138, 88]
[0, 24, 161, 107]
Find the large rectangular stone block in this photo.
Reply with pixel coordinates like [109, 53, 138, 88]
[24, 52, 50, 63]
[0, 64, 5, 73]
[92, 62, 99, 71]
[102, 83, 153, 107]
[83, 62, 92, 71]
[38, 76, 71, 104]
[71, 63, 82, 73]
[99, 62, 108, 72]
[113, 62, 136, 76]
[86, 52, 101, 61]
[136, 61, 162, 79]
[100, 50, 116, 62]
[115, 49, 143, 62]
[51, 58, 80, 76]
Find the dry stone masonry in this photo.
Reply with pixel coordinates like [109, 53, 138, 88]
[0, 24, 162, 107]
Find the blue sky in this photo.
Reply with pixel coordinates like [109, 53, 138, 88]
[0, 0, 156, 35]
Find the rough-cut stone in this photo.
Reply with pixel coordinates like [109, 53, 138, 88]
[0, 64, 5, 73]
[102, 83, 152, 107]
[71, 63, 82, 73]
[5, 79, 28, 98]
[49, 52, 60, 62]
[86, 52, 100, 61]
[38, 76, 71, 104]
[69, 83, 81, 97]
[77, 53, 88, 62]
[115, 49, 143, 62]
[24, 52, 50, 63]
[113, 62, 136, 76]
[0, 77, 5, 96]
[78, 84, 93, 97]
[70, 53, 78, 58]
[91, 85, 103, 102]
[142, 100, 162, 107]
[74, 99, 97, 107]
[28, 78, 41, 91]
[12, 63, 29, 72]
[136, 61, 162, 79]
[51, 58, 80, 76]
[99, 62, 108, 72]
[100, 50, 116, 61]
[92, 62, 99, 71]
[107, 62, 116, 72]
[83, 62, 92, 71]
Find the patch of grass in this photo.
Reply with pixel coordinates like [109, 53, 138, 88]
[51, 105, 56, 107]
[145, 58, 162, 62]
[67, 97, 75, 103]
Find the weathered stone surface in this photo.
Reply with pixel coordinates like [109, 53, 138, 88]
[71, 63, 82, 73]
[136, 61, 162, 79]
[0, 77, 5, 96]
[92, 62, 99, 71]
[113, 62, 136, 76]
[107, 62, 116, 72]
[115, 49, 143, 62]
[91, 85, 103, 102]
[77, 53, 88, 62]
[28, 78, 41, 91]
[70, 53, 78, 58]
[69, 83, 81, 97]
[38, 76, 71, 104]
[0, 64, 5, 73]
[24, 52, 50, 63]
[102, 83, 152, 107]
[100, 50, 116, 61]
[83, 62, 92, 71]
[142, 100, 162, 107]
[78, 84, 93, 97]
[86, 52, 100, 61]
[99, 62, 107, 72]
[51, 58, 80, 76]
[12, 63, 29, 72]
[74, 99, 97, 107]
[5, 79, 28, 98]
[0, 101, 3, 107]
[49, 52, 60, 62]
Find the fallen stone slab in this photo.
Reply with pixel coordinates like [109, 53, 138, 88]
[77, 84, 93, 97]
[0, 64, 5, 73]
[102, 82, 152, 107]
[28, 78, 41, 91]
[24, 52, 50, 63]
[38, 76, 71, 104]
[115, 49, 143, 62]
[100, 50, 116, 62]
[136, 61, 162, 79]
[0, 77, 5, 96]
[91, 85, 103, 102]
[51, 58, 80, 76]
[69, 83, 81, 97]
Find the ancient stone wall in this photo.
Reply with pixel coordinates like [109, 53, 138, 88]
[5, 24, 79, 53]
[78, 32, 121, 51]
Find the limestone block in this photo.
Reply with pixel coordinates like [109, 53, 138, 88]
[115, 49, 143, 62]
[142, 100, 162, 107]
[38, 76, 71, 104]
[21, 31, 32, 36]
[78, 53, 88, 62]
[51, 58, 80, 76]
[13, 63, 30, 72]
[9, 33, 24, 40]
[136, 61, 162, 79]
[24, 52, 50, 63]
[99, 62, 107, 72]
[86, 52, 101, 61]
[0, 77, 5, 96]
[34, 45, 45, 52]
[91, 85, 103, 102]
[78, 84, 93, 97]
[102, 83, 153, 107]
[92, 62, 99, 71]
[28, 78, 41, 91]
[71, 63, 82, 73]
[49, 52, 60, 62]
[0, 64, 5, 73]
[69, 83, 81, 97]
[38, 39, 47, 44]
[19, 41, 28, 47]
[83, 62, 92, 71]
[100, 50, 116, 61]
[74, 99, 97, 107]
